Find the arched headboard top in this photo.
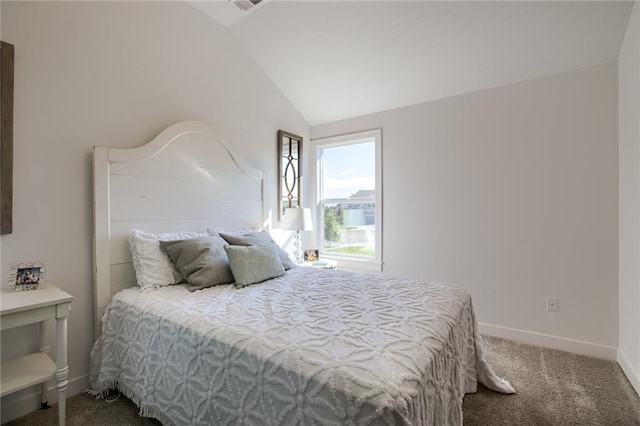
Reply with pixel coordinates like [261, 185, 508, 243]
[104, 121, 262, 180]
[93, 121, 264, 338]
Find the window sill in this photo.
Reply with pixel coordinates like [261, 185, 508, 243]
[320, 255, 382, 274]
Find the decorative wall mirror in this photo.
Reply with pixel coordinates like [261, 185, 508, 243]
[278, 130, 302, 220]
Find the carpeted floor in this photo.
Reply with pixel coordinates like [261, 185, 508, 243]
[4, 336, 640, 425]
[464, 336, 640, 425]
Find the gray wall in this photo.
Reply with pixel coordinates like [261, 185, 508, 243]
[312, 63, 619, 356]
[618, 1, 640, 396]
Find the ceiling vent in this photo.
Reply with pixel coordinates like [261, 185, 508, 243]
[232, 0, 262, 12]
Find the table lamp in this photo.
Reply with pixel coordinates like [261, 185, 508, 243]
[284, 207, 313, 263]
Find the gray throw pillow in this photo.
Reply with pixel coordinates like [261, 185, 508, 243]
[160, 236, 234, 291]
[219, 231, 297, 270]
[224, 242, 285, 288]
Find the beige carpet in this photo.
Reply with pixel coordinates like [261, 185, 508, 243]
[4, 336, 640, 425]
[465, 336, 640, 425]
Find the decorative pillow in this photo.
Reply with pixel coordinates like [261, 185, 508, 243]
[129, 229, 208, 292]
[224, 242, 285, 288]
[219, 231, 297, 270]
[160, 236, 234, 292]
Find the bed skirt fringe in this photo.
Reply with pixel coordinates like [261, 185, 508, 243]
[86, 381, 176, 426]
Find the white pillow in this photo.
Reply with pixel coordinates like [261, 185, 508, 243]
[129, 229, 208, 292]
[207, 227, 259, 237]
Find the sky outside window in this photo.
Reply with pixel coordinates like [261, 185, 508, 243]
[322, 141, 375, 199]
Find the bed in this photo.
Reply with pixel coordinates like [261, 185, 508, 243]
[89, 121, 514, 425]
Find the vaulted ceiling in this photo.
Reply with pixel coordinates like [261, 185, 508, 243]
[190, 1, 634, 125]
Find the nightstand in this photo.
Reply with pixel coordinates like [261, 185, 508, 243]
[1, 285, 73, 426]
[301, 259, 338, 269]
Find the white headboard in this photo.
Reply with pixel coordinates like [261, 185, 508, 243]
[92, 121, 264, 339]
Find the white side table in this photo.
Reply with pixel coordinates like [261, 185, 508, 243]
[1, 285, 73, 425]
[301, 259, 338, 269]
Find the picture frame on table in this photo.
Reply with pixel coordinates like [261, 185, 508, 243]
[304, 249, 319, 262]
[7, 261, 47, 291]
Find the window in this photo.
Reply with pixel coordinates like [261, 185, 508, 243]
[311, 129, 382, 271]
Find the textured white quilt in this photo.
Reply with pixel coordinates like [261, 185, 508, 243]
[89, 267, 514, 425]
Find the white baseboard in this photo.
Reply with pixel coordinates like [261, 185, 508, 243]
[478, 322, 618, 360]
[617, 349, 640, 397]
[0, 374, 89, 424]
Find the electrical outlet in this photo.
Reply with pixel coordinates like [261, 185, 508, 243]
[546, 297, 559, 312]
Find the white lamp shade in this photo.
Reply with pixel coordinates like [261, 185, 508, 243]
[284, 208, 313, 231]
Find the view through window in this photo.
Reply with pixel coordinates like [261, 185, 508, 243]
[315, 129, 381, 266]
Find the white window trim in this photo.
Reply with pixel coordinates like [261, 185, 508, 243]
[309, 128, 383, 273]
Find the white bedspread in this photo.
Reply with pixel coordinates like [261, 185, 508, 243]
[89, 267, 514, 425]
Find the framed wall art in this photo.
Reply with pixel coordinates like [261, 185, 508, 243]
[1, 41, 14, 235]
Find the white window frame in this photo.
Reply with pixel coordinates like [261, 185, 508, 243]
[310, 128, 383, 273]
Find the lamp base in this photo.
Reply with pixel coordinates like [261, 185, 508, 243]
[294, 230, 303, 264]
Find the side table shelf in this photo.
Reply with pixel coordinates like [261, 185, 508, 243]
[1, 285, 73, 425]
[1, 352, 57, 395]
